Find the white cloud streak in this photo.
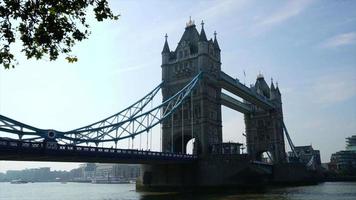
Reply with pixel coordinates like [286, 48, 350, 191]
[310, 70, 356, 106]
[252, 0, 314, 33]
[321, 32, 356, 48]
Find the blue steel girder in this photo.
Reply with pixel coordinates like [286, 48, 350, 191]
[219, 71, 275, 111]
[0, 114, 46, 140]
[66, 82, 163, 144]
[0, 81, 162, 143]
[61, 72, 202, 144]
[0, 72, 203, 146]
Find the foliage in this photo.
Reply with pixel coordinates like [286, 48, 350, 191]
[0, 0, 119, 69]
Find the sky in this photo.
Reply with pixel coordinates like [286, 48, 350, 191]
[0, 0, 355, 172]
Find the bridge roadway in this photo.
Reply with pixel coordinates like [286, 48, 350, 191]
[0, 138, 196, 164]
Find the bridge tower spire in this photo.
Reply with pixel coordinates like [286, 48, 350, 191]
[162, 33, 170, 65]
[245, 74, 286, 163]
[160, 19, 222, 155]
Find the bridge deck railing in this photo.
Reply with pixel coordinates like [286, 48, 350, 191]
[0, 138, 197, 161]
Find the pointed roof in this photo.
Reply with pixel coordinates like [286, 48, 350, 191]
[176, 18, 200, 53]
[276, 82, 281, 95]
[199, 20, 208, 42]
[213, 31, 220, 50]
[270, 78, 275, 90]
[178, 25, 199, 45]
[254, 73, 270, 98]
[162, 33, 170, 53]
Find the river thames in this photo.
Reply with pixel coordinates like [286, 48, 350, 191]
[0, 182, 355, 200]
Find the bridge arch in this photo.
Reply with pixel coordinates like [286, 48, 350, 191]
[172, 134, 200, 154]
[256, 150, 274, 164]
[186, 138, 195, 154]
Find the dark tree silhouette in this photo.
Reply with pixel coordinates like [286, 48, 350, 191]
[0, 0, 119, 69]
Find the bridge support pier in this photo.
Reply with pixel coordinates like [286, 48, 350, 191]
[136, 156, 272, 191]
[136, 163, 198, 191]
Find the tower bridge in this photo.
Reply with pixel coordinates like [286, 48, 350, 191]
[0, 19, 317, 190]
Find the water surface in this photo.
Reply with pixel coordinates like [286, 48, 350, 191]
[0, 182, 355, 200]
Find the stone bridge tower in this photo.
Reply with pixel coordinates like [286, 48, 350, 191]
[161, 19, 222, 155]
[138, 19, 291, 191]
[244, 75, 286, 163]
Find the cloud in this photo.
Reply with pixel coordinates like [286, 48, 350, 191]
[252, 0, 314, 33]
[310, 70, 356, 105]
[115, 65, 146, 73]
[321, 32, 356, 48]
[195, 0, 249, 23]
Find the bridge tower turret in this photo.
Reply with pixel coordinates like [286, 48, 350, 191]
[245, 75, 286, 163]
[161, 19, 222, 155]
[161, 33, 170, 65]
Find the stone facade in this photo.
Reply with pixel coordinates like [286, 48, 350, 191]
[137, 19, 296, 191]
[244, 75, 286, 163]
[161, 19, 222, 155]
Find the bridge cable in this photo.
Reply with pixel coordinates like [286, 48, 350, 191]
[132, 137, 134, 149]
[159, 106, 162, 151]
[160, 120, 162, 152]
[132, 118, 135, 149]
[139, 130, 142, 150]
[182, 102, 184, 154]
[282, 121, 298, 159]
[146, 110, 149, 150]
[191, 93, 194, 154]
[150, 126, 152, 151]
[115, 124, 118, 149]
[171, 114, 174, 153]
[139, 108, 143, 150]
[150, 100, 153, 150]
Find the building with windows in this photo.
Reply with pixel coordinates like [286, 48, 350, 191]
[79, 163, 96, 181]
[329, 135, 356, 174]
[288, 145, 321, 167]
[346, 135, 356, 151]
[93, 164, 140, 183]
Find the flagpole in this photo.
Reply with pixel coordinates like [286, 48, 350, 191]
[243, 70, 246, 85]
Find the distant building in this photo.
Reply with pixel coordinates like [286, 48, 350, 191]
[3, 167, 71, 182]
[6, 167, 52, 182]
[346, 135, 356, 151]
[114, 164, 140, 180]
[93, 164, 140, 183]
[94, 164, 115, 181]
[288, 145, 321, 167]
[79, 163, 96, 181]
[329, 135, 356, 174]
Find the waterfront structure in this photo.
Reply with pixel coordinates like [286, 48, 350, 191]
[329, 135, 356, 174]
[6, 167, 51, 182]
[0, 18, 317, 190]
[93, 164, 140, 183]
[138, 19, 313, 189]
[288, 145, 321, 167]
[346, 135, 356, 151]
[2, 167, 72, 182]
[78, 163, 96, 181]
[160, 19, 286, 162]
